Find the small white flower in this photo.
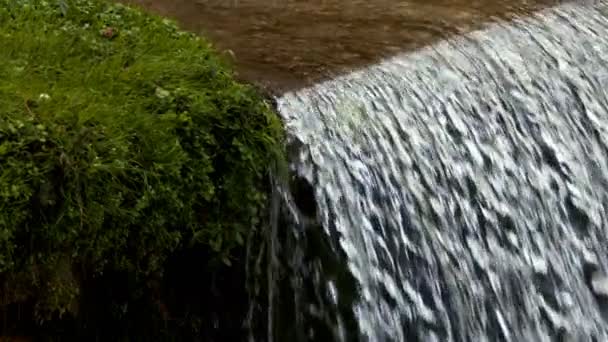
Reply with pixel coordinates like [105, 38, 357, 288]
[39, 93, 51, 100]
[155, 87, 170, 99]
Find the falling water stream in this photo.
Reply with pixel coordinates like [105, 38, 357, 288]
[264, 1, 608, 341]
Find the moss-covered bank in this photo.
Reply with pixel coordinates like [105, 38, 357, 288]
[0, 0, 283, 339]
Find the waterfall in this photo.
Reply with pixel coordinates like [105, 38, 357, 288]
[268, 1, 608, 341]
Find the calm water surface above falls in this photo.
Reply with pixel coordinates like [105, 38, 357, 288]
[271, 2, 608, 341]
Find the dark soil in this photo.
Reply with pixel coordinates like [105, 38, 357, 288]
[125, 0, 559, 91]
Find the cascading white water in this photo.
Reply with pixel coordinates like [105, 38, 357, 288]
[273, 2, 608, 341]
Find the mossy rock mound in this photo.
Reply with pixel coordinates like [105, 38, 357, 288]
[0, 0, 283, 335]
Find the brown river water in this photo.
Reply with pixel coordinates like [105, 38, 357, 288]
[124, 0, 558, 92]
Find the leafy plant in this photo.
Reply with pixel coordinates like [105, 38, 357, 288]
[0, 0, 283, 329]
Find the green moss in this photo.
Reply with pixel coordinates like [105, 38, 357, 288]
[0, 0, 283, 324]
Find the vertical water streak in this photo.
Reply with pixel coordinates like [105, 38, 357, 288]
[276, 1, 608, 341]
